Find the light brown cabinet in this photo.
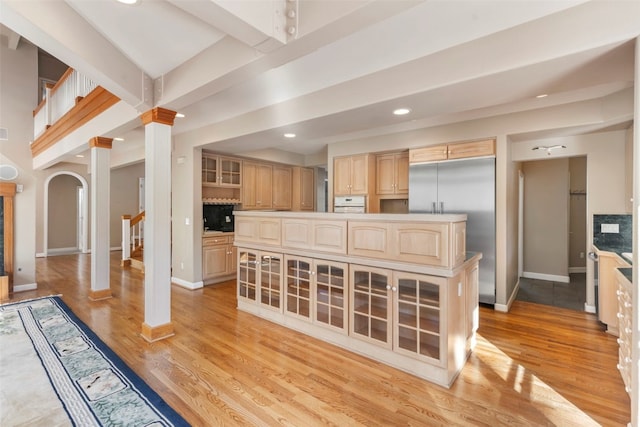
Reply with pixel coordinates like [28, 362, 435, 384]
[203, 234, 236, 282]
[202, 154, 242, 187]
[292, 166, 315, 211]
[284, 256, 348, 333]
[409, 139, 495, 164]
[237, 249, 282, 312]
[616, 269, 632, 395]
[597, 249, 630, 335]
[272, 165, 292, 210]
[376, 152, 409, 196]
[242, 162, 273, 209]
[334, 154, 373, 195]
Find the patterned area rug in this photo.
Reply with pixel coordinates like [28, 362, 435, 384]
[0, 296, 189, 426]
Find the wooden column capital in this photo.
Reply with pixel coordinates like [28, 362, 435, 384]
[0, 182, 16, 197]
[89, 136, 113, 149]
[141, 108, 177, 126]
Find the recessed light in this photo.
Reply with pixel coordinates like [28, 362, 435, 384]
[284, 133, 296, 138]
[393, 108, 411, 116]
[116, 0, 139, 4]
[114, 137, 124, 141]
[536, 94, 548, 99]
[176, 113, 185, 118]
[75, 154, 85, 158]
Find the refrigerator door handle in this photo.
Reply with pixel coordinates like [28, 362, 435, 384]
[440, 201, 444, 214]
[432, 201, 436, 214]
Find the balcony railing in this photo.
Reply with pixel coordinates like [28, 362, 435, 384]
[33, 67, 99, 139]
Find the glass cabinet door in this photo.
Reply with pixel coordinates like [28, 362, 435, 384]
[394, 272, 444, 362]
[315, 261, 347, 332]
[350, 266, 392, 348]
[202, 155, 218, 185]
[237, 250, 258, 302]
[259, 253, 282, 311]
[220, 157, 242, 187]
[285, 257, 312, 320]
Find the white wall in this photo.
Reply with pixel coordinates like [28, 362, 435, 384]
[0, 37, 38, 287]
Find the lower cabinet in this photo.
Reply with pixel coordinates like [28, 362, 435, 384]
[350, 266, 444, 364]
[284, 256, 348, 332]
[236, 245, 477, 387]
[616, 270, 632, 396]
[238, 249, 283, 311]
[203, 234, 236, 283]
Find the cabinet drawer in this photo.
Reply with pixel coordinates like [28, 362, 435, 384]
[203, 235, 229, 246]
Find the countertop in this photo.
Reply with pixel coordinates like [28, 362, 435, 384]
[234, 211, 467, 222]
[594, 244, 633, 283]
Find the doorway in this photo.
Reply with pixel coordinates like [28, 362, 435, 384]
[44, 172, 89, 256]
[517, 156, 587, 311]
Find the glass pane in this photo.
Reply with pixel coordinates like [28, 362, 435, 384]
[317, 264, 329, 276]
[317, 284, 329, 303]
[371, 318, 387, 342]
[287, 296, 297, 313]
[398, 279, 417, 303]
[354, 271, 369, 290]
[317, 303, 328, 323]
[353, 293, 369, 314]
[331, 308, 343, 328]
[371, 296, 387, 319]
[398, 302, 416, 327]
[420, 307, 440, 333]
[420, 332, 439, 359]
[330, 288, 344, 307]
[247, 287, 255, 300]
[419, 281, 439, 307]
[353, 314, 369, 336]
[300, 300, 309, 317]
[398, 326, 417, 352]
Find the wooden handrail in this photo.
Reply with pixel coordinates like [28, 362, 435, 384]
[131, 210, 145, 226]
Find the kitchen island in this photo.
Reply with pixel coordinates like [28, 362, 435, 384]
[233, 211, 481, 387]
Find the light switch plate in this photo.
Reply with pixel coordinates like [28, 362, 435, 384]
[601, 223, 619, 233]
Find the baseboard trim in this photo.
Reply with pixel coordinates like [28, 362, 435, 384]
[522, 271, 570, 283]
[569, 267, 586, 274]
[47, 247, 79, 255]
[14, 283, 38, 292]
[171, 277, 204, 290]
[36, 252, 46, 258]
[585, 304, 596, 314]
[495, 279, 521, 313]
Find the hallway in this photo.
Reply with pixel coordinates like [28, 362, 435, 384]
[516, 273, 587, 312]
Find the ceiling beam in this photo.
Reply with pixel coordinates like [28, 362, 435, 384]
[168, 0, 289, 53]
[7, 29, 20, 50]
[0, 0, 152, 111]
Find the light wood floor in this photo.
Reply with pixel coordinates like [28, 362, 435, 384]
[9, 253, 630, 426]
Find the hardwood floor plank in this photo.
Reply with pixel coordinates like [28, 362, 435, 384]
[5, 253, 629, 426]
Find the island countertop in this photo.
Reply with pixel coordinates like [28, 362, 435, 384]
[233, 210, 466, 223]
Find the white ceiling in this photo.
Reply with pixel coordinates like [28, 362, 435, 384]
[1, 0, 639, 166]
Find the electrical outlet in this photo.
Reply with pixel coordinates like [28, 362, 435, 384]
[601, 223, 619, 233]
[580, 252, 584, 259]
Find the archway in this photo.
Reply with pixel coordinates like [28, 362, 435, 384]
[44, 171, 89, 256]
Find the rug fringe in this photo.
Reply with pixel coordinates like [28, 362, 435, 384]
[0, 294, 63, 307]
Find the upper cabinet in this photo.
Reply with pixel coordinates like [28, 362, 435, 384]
[242, 162, 273, 209]
[334, 154, 374, 196]
[292, 166, 315, 211]
[202, 152, 242, 204]
[273, 165, 293, 210]
[409, 139, 496, 164]
[376, 152, 409, 196]
[202, 154, 242, 187]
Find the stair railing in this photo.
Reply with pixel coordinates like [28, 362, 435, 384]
[121, 210, 145, 266]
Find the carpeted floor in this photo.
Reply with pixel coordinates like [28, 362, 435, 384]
[516, 273, 586, 311]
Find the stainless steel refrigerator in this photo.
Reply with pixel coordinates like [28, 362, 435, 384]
[409, 157, 496, 304]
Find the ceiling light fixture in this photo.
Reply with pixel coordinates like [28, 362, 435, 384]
[393, 108, 411, 116]
[176, 113, 185, 118]
[75, 154, 85, 158]
[116, 0, 139, 4]
[536, 94, 548, 98]
[284, 133, 296, 138]
[114, 137, 124, 141]
[532, 144, 566, 155]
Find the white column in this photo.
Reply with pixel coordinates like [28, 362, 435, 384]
[89, 137, 112, 300]
[140, 108, 176, 342]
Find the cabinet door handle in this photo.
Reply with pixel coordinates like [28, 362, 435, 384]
[392, 286, 397, 292]
[386, 285, 391, 290]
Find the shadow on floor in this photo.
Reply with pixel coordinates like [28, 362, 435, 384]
[516, 273, 586, 311]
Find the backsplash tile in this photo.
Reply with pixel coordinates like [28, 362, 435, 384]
[593, 214, 632, 252]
